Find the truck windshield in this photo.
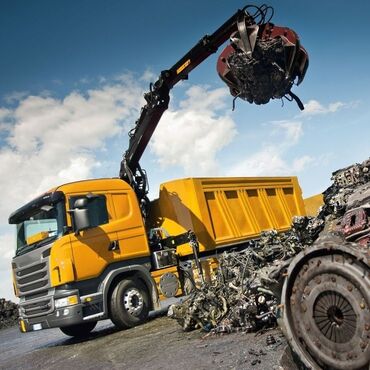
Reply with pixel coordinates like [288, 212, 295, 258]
[15, 202, 65, 256]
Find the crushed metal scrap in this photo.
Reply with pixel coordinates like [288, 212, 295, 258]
[168, 216, 324, 333]
[227, 37, 294, 106]
[169, 157, 370, 337]
[281, 157, 370, 370]
[0, 298, 19, 330]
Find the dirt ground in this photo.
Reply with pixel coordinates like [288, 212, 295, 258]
[0, 313, 298, 370]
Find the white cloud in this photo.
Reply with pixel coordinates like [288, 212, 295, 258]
[272, 120, 303, 145]
[228, 120, 314, 177]
[3, 91, 29, 104]
[302, 99, 345, 116]
[0, 75, 144, 300]
[0, 232, 16, 301]
[140, 69, 157, 83]
[150, 85, 237, 175]
[0, 107, 11, 121]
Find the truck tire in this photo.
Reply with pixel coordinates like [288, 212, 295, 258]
[59, 321, 97, 337]
[109, 278, 150, 329]
[281, 234, 370, 370]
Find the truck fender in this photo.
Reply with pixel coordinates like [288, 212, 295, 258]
[100, 265, 160, 315]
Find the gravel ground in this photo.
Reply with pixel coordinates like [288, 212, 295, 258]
[0, 313, 297, 370]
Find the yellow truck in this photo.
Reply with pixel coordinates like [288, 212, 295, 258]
[10, 176, 305, 336]
[8, 4, 308, 337]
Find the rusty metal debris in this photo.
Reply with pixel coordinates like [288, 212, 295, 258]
[281, 157, 370, 370]
[266, 334, 276, 345]
[169, 156, 370, 363]
[0, 298, 19, 330]
[227, 38, 293, 106]
[168, 216, 323, 333]
[217, 5, 308, 111]
[319, 158, 370, 220]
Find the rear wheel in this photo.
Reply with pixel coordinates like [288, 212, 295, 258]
[281, 235, 370, 370]
[110, 278, 150, 329]
[60, 321, 97, 337]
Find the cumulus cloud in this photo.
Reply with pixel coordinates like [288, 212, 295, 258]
[228, 120, 314, 176]
[302, 99, 345, 116]
[0, 80, 238, 299]
[150, 85, 237, 175]
[140, 69, 157, 83]
[3, 91, 29, 104]
[0, 232, 16, 300]
[0, 75, 145, 299]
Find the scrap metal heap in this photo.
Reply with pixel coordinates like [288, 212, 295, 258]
[282, 158, 370, 370]
[0, 298, 19, 330]
[169, 217, 324, 333]
[169, 157, 370, 360]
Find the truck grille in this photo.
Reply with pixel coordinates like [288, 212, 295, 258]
[16, 261, 49, 295]
[13, 247, 54, 319]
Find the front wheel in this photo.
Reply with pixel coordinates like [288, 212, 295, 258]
[110, 278, 150, 329]
[60, 321, 97, 337]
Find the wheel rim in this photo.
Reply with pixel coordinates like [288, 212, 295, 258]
[283, 251, 370, 370]
[123, 288, 144, 316]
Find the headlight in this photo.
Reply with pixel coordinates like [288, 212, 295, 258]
[54, 295, 78, 308]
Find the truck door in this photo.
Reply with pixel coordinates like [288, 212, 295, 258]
[110, 191, 150, 262]
[68, 193, 119, 281]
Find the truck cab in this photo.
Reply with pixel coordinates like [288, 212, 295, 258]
[10, 178, 159, 336]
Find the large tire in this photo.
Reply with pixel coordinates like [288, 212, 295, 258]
[110, 278, 150, 329]
[60, 321, 97, 337]
[281, 234, 370, 370]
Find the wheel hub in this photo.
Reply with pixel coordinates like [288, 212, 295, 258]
[313, 291, 357, 343]
[123, 288, 144, 316]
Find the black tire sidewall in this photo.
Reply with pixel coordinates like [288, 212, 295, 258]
[110, 278, 150, 329]
[59, 321, 97, 337]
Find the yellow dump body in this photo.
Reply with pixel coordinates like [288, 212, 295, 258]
[149, 177, 306, 256]
[303, 193, 324, 216]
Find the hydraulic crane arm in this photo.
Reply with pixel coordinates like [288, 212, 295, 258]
[119, 7, 251, 199]
[119, 4, 308, 218]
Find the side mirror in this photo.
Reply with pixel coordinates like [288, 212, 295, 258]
[70, 198, 91, 234]
[74, 198, 88, 209]
[73, 208, 91, 234]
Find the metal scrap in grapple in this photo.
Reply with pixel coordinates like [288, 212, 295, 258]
[217, 4, 308, 109]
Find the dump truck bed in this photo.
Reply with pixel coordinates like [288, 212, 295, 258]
[149, 177, 306, 256]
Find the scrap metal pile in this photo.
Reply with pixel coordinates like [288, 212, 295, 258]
[0, 298, 19, 330]
[169, 158, 370, 335]
[319, 157, 370, 221]
[281, 157, 370, 370]
[169, 217, 324, 333]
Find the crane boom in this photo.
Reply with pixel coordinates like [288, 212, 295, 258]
[119, 4, 308, 218]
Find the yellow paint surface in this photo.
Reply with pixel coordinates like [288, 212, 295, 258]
[149, 177, 306, 256]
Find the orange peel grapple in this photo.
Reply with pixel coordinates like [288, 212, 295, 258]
[217, 4, 309, 109]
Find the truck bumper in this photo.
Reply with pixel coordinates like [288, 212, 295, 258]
[18, 288, 105, 333]
[19, 303, 84, 333]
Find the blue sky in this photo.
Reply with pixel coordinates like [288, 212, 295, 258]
[0, 0, 369, 299]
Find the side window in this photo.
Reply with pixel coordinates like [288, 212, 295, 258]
[70, 195, 109, 228]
